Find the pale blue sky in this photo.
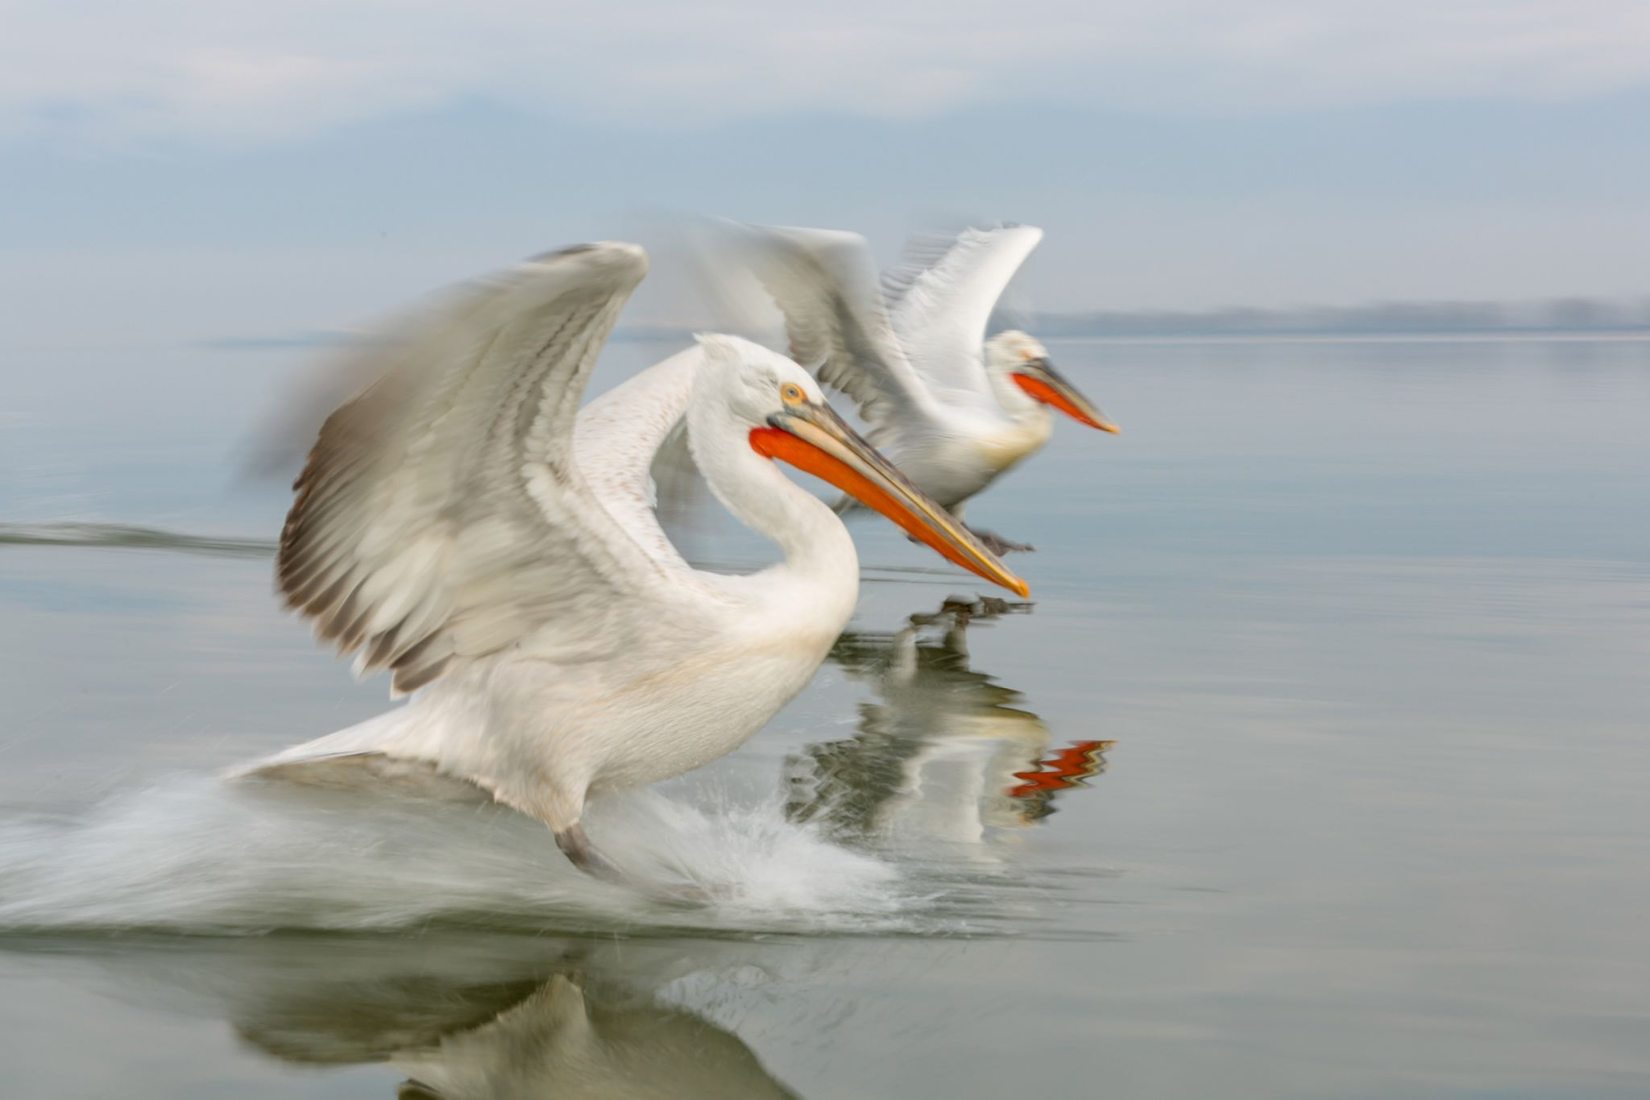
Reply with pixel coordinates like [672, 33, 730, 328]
[2, 1, 1648, 345]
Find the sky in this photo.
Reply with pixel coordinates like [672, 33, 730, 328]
[2, 0, 1649, 344]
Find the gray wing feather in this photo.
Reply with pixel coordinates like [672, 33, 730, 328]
[277, 243, 662, 694]
[723, 224, 937, 447]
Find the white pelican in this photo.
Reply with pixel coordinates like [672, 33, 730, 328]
[243, 242, 1025, 875]
[724, 223, 1119, 553]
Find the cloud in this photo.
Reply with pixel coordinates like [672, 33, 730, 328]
[2, 0, 1649, 146]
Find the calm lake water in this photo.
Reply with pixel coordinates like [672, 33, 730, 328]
[2, 335, 1648, 1098]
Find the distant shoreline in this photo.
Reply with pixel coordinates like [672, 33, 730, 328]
[197, 305, 1650, 353]
[1036, 329, 1650, 346]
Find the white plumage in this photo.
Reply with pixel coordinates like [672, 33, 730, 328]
[241, 242, 1024, 873]
[724, 224, 1119, 551]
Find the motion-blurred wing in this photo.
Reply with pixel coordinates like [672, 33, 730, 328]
[277, 243, 676, 694]
[727, 223, 937, 446]
[882, 226, 1044, 395]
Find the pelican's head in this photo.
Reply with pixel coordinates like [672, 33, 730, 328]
[695, 334, 1027, 597]
[985, 331, 1119, 434]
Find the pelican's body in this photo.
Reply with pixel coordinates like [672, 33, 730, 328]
[873, 394, 1055, 514]
[244, 243, 1023, 871]
[726, 224, 1118, 551]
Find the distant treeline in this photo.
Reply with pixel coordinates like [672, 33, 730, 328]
[1020, 298, 1650, 338]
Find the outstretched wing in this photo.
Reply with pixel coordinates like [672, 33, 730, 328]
[572, 344, 705, 569]
[882, 225, 1044, 394]
[277, 243, 676, 694]
[724, 223, 940, 446]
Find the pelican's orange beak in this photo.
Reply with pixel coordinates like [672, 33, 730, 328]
[1011, 358, 1119, 433]
[750, 400, 1028, 597]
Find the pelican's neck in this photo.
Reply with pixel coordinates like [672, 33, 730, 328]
[976, 341, 1042, 428]
[686, 402, 859, 600]
[983, 356, 1047, 425]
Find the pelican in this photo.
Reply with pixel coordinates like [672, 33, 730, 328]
[241, 242, 1025, 876]
[724, 223, 1119, 553]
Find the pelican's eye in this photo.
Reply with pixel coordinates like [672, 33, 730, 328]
[780, 382, 806, 406]
[1020, 349, 1037, 362]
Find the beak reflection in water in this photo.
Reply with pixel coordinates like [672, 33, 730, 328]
[787, 598, 1113, 842]
[750, 397, 1029, 597]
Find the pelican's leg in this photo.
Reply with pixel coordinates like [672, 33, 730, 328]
[557, 819, 708, 906]
[493, 778, 622, 880]
[504, 779, 706, 902]
[554, 822, 619, 878]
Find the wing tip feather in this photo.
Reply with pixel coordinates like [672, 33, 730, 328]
[268, 238, 653, 697]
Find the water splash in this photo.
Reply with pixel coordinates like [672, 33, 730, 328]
[0, 773, 943, 937]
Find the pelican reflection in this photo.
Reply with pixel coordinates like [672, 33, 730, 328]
[787, 598, 1112, 848]
[0, 933, 800, 1099]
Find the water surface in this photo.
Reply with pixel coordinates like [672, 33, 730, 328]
[2, 336, 1648, 1098]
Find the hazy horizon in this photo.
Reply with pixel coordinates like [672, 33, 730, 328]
[4, 2, 1650, 353]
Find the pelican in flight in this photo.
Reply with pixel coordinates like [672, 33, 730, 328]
[724, 223, 1119, 553]
[243, 242, 1024, 876]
